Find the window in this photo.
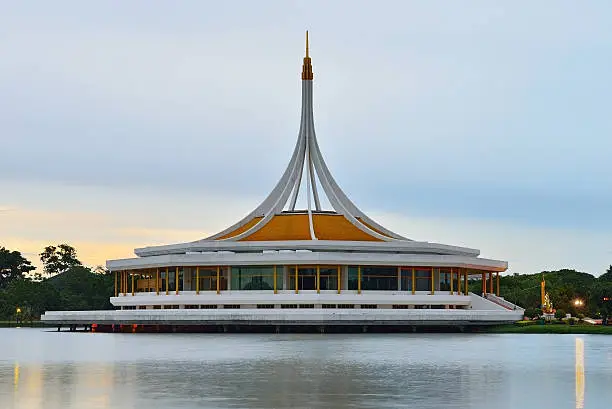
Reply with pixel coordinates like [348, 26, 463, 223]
[200, 305, 218, 309]
[299, 304, 315, 308]
[322, 304, 336, 309]
[281, 304, 298, 309]
[223, 305, 241, 309]
[196, 268, 221, 291]
[415, 268, 432, 291]
[231, 266, 280, 290]
[400, 268, 413, 291]
[362, 267, 397, 291]
[439, 268, 451, 291]
[153, 305, 162, 310]
[360, 304, 377, 309]
[337, 304, 354, 309]
[392, 305, 409, 309]
[257, 304, 275, 309]
[185, 305, 199, 309]
[319, 267, 338, 290]
[348, 266, 359, 290]
[288, 267, 316, 290]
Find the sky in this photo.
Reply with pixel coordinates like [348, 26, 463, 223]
[1, 1, 611, 275]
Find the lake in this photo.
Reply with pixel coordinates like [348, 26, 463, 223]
[1, 328, 611, 408]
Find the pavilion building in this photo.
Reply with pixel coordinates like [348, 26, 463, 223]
[42, 33, 523, 330]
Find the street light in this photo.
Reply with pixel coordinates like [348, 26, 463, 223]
[573, 299, 584, 307]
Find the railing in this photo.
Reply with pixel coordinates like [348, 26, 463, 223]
[484, 293, 524, 311]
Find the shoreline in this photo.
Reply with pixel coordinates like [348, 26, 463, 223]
[488, 323, 612, 334]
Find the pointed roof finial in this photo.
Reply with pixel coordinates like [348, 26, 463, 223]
[302, 31, 313, 80]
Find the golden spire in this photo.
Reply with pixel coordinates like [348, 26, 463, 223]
[302, 30, 313, 80]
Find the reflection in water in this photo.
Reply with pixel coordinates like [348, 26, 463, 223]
[13, 362, 19, 392]
[1, 330, 612, 409]
[576, 338, 585, 409]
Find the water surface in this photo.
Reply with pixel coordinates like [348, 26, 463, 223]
[1, 328, 611, 408]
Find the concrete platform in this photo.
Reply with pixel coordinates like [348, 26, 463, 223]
[41, 308, 523, 327]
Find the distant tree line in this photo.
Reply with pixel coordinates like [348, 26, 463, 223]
[0, 245, 112, 321]
[471, 267, 612, 319]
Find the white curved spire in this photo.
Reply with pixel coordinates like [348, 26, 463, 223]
[207, 32, 409, 242]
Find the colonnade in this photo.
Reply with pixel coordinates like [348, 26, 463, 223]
[113, 266, 499, 297]
[481, 271, 501, 297]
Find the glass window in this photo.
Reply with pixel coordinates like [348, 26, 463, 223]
[348, 266, 359, 290]
[177, 268, 184, 291]
[196, 268, 218, 291]
[415, 268, 432, 291]
[440, 268, 451, 291]
[319, 266, 338, 290]
[168, 268, 176, 292]
[362, 267, 397, 291]
[288, 267, 316, 291]
[231, 266, 279, 290]
[400, 268, 413, 291]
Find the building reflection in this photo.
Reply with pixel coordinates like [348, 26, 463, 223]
[5, 362, 118, 409]
[575, 337, 584, 409]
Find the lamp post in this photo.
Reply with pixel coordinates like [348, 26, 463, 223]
[15, 307, 21, 325]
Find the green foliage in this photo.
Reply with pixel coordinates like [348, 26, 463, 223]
[523, 307, 539, 319]
[495, 268, 612, 318]
[0, 245, 113, 321]
[489, 323, 612, 334]
[0, 247, 36, 288]
[40, 244, 82, 277]
[555, 309, 567, 320]
[47, 266, 113, 311]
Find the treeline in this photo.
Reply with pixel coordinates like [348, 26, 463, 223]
[472, 267, 612, 318]
[0, 245, 113, 321]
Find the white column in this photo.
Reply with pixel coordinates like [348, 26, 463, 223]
[227, 267, 232, 290]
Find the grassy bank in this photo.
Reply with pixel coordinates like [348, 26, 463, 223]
[489, 323, 612, 334]
[0, 320, 50, 328]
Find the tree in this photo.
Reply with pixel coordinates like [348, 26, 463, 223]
[555, 309, 566, 320]
[0, 247, 35, 288]
[523, 307, 540, 319]
[93, 265, 110, 275]
[40, 244, 81, 277]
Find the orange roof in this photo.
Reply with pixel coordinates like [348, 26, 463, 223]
[225, 213, 382, 242]
[215, 216, 263, 240]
